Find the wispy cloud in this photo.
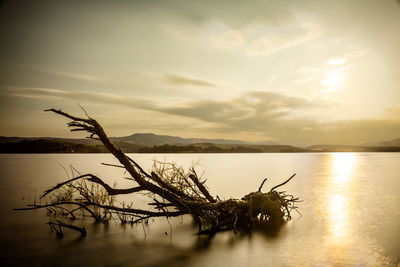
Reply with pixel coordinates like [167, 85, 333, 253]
[3, 85, 399, 144]
[384, 105, 400, 119]
[0, 61, 102, 83]
[327, 57, 347, 65]
[326, 50, 365, 66]
[4, 86, 320, 124]
[158, 91, 325, 133]
[50, 70, 102, 82]
[163, 18, 323, 55]
[295, 66, 322, 84]
[163, 74, 215, 87]
[246, 22, 323, 55]
[3, 86, 153, 110]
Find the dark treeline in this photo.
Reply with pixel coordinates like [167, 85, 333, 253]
[1, 140, 399, 153]
[0, 140, 107, 153]
[138, 144, 262, 153]
[0, 140, 309, 153]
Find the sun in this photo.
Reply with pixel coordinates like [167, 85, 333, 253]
[320, 72, 343, 93]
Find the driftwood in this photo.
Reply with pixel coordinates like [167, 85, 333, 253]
[47, 220, 87, 237]
[15, 109, 301, 235]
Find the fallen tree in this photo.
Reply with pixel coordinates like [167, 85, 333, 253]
[15, 109, 301, 235]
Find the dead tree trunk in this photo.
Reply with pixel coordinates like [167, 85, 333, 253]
[15, 109, 301, 235]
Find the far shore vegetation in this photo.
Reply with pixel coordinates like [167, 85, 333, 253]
[1, 139, 400, 153]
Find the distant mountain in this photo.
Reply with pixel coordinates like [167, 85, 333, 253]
[306, 137, 400, 152]
[110, 133, 275, 146]
[2, 134, 400, 153]
[0, 133, 308, 153]
[138, 144, 309, 153]
[0, 140, 307, 154]
[361, 138, 400, 147]
[307, 144, 400, 152]
[1, 133, 277, 148]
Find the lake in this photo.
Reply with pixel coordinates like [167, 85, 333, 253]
[0, 153, 399, 266]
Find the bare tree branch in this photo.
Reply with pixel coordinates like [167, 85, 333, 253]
[269, 173, 296, 192]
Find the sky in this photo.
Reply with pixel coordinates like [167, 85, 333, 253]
[0, 0, 400, 145]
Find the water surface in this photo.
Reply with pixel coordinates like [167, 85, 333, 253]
[0, 153, 399, 266]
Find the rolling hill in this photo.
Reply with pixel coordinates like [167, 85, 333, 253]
[1, 134, 399, 153]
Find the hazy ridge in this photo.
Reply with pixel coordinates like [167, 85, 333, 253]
[0, 134, 399, 153]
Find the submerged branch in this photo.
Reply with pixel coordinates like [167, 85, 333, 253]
[41, 174, 143, 198]
[85, 175, 143, 195]
[14, 202, 102, 221]
[84, 202, 185, 217]
[47, 220, 87, 236]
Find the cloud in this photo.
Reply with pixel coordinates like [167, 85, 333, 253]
[3, 86, 154, 111]
[163, 17, 323, 55]
[314, 118, 400, 145]
[0, 60, 102, 83]
[49, 70, 102, 82]
[158, 91, 322, 127]
[295, 66, 322, 84]
[326, 50, 365, 67]
[163, 74, 215, 87]
[3, 85, 399, 144]
[384, 105, 400, 119]
[327, 57, 347, 65]
[246, 22, 323, 55]
[3, 86, 320, 126]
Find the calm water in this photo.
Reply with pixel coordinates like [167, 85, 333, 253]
[0, 153, 399, 266]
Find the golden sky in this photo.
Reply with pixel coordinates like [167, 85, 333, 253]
[0, 0, 399, 144]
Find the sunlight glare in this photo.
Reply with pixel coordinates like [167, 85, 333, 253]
[320, 72, 343, 93]
[326, 153, 357, 245]
[329, 194, 348, 239]
[332, 153, 356, 184]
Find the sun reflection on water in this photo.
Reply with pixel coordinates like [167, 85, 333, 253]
[332, 153, 356, 184]
[327, 153, 356, 244]
[329, 194, 347, 239]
